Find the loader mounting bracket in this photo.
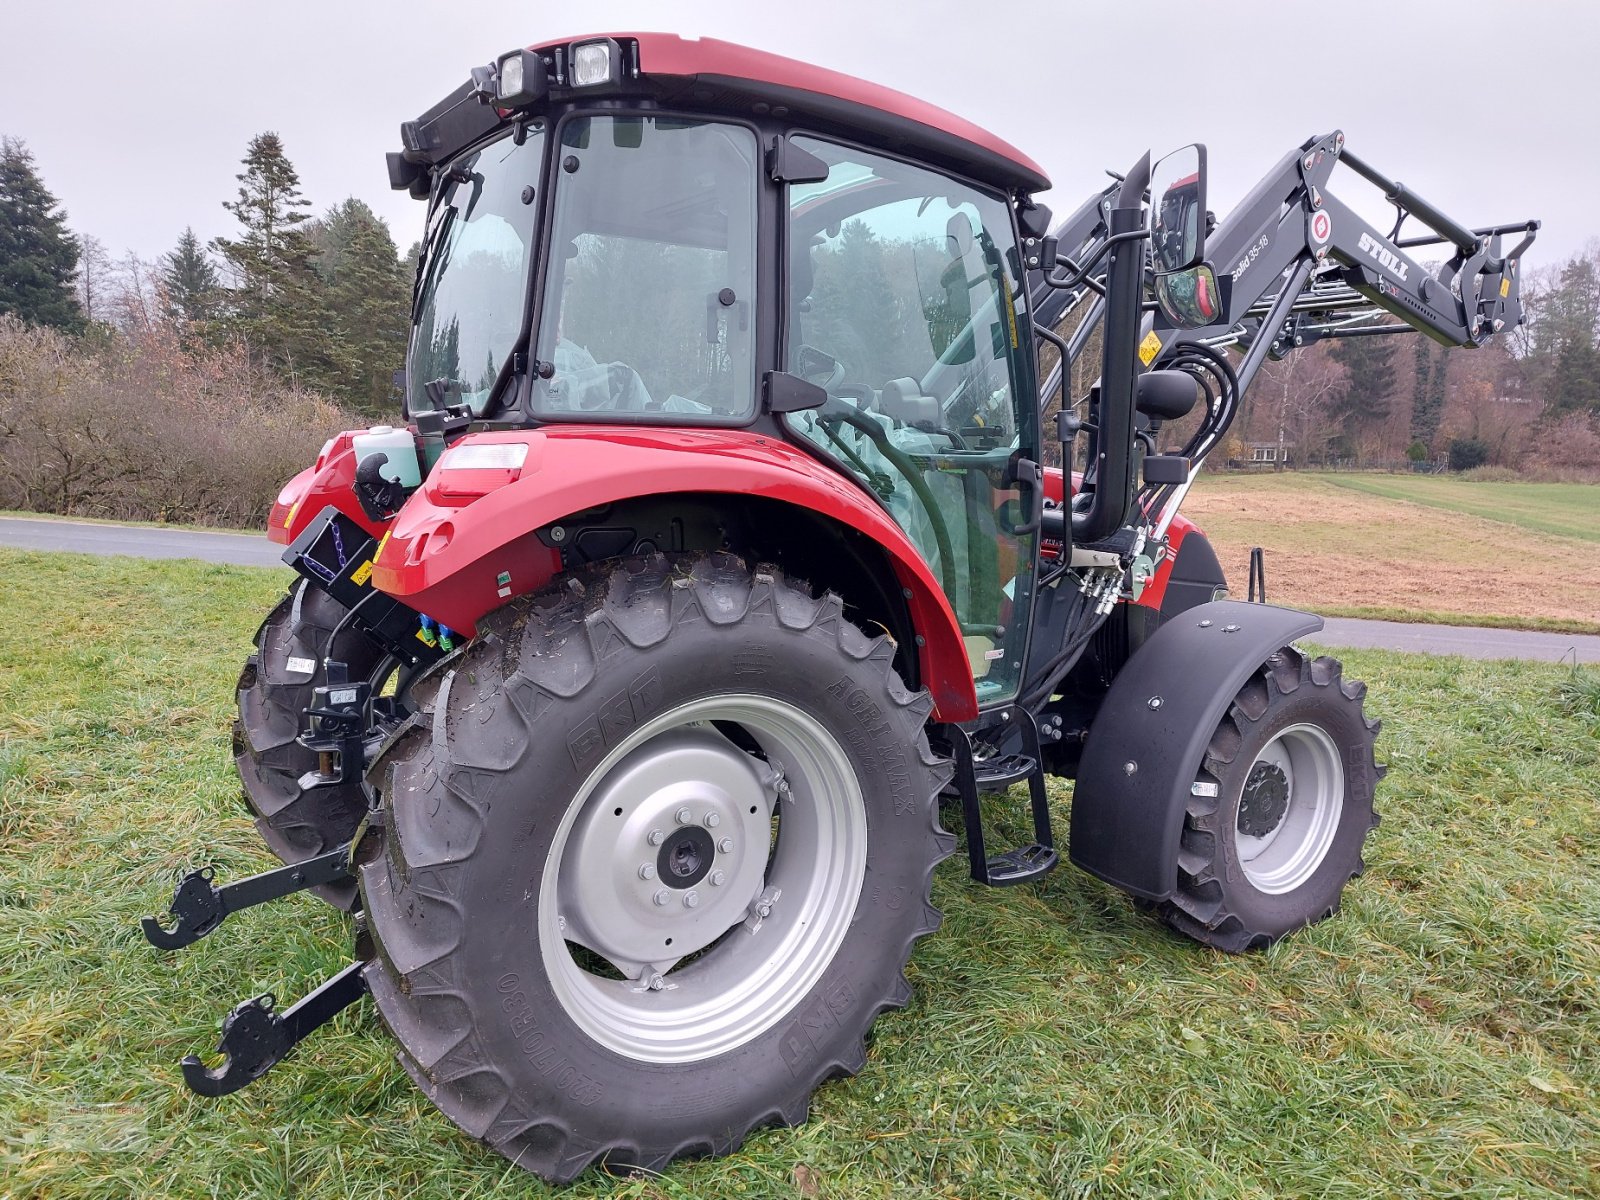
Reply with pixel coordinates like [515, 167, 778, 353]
[141, 843, 354, 950]
[181, 961, 368, 1097]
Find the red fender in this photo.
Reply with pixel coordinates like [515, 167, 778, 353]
[372, 426, 979, 722]
[1038, 465, 1204, 612]
[267, 432, 390, 546]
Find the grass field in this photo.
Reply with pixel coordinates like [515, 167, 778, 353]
[1185, 473, 1600, 634]
[1, 547, 1597, 1198]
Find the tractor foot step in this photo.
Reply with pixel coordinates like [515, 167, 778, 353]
[142, 843, 353, 950]
[182, 961, 367, 1097]
[973, 753, 1038, 792]
[983, 843, 1060, 886]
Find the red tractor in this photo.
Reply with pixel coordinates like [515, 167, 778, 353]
[145, 33, 1536, 1181]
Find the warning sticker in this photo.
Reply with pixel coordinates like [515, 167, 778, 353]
[1309, 210, 1332, 246]
[350, 559, 374, 586]
[285, 656, 316, 678]
[375, 530, 392, 559]
[1138, 330, 1163, 366]
[1500, 277, 1511, 298]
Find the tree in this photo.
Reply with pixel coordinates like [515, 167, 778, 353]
[161, 226, 221, 326]
[306, 198, 409, 413]
[211, 132, 336, 388]
[76, 234, 113, 326]
[1328, 332, 1397, 459]
[0, 137, 83, 332]
[1407, 337, 1448, 454]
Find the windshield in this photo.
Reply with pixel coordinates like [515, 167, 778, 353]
[531, 116, 759, 422]
[408, 127, 545, 415]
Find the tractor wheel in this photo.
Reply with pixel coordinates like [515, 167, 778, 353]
[358, 553, 953, 1182]
[234, 578, 386, 910]
[1160, 646, 1382, 952]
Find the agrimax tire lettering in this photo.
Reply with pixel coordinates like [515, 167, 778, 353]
[778, 979, 858, 1076]
[828, 677, 915, 815]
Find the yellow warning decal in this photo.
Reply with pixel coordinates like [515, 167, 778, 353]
[375, 530, 392, 560]
[1501, 278, 1511, 297]
[350, 559, 374, 586]
[283, 500, 298, 528]
[1138, 330, 1163, 366]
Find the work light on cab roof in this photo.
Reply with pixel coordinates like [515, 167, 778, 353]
[151, 28, 1539, 1186]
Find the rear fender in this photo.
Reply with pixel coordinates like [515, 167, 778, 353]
[267, 432, 389, 546]
[1068, 600, 1323, 901]
[371, 426, 979, 722]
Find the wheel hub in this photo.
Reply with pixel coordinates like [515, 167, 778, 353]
[1237, 760, 1291, 837]
[557, 728, 776, 975]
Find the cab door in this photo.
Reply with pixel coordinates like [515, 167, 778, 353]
[781, 137, 1040, 706]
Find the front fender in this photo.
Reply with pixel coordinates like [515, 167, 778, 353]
[1068, 600, 1323, 901]
[267, 432, 389, 545]
[372, 426, 979, 722]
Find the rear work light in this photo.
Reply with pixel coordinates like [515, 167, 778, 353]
[493, 49, 548, 107]
[571, 39, 622, 87]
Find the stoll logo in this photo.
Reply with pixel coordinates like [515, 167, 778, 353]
[1357, 231, 1409, 282]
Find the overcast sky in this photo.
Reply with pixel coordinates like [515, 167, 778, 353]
[1, 0, 1588, 273]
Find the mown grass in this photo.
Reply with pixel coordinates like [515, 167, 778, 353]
[1, 547, 1596, 1199]
[1315, 474, 1600, 544]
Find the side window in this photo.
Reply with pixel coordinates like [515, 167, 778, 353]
[532, 116, 760, 421]
[784, 137, 1036, 703]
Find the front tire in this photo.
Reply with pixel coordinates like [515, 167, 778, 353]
[359, 554, 953, 1181]
[234, 579, 385, 909]
[1160, 646, 1383, 952]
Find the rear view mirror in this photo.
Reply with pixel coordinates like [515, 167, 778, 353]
[1149, 144, 1208, 273]
[1155, 263, 1224, 329]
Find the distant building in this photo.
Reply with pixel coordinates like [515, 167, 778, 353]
[1245, 442, 1287, 465]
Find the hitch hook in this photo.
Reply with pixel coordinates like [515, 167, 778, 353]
[181, 961, 368, 1097]
[141, 843, 354, 950]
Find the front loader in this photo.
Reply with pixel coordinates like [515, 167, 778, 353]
[143, 33, 1537, 1181]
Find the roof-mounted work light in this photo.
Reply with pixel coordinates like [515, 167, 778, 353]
[493, 49, 548, 107]
[571, 38, 623, 87]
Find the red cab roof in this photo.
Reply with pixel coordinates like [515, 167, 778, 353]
[533, 32, 1050, 194]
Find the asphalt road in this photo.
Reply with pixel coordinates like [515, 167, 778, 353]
[3, 516, 1597, 663]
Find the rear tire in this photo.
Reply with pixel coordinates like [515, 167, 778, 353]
[234, 579, 385, 910]
[1159, 646, 1383, 952]
[358, 553, 953, 1181]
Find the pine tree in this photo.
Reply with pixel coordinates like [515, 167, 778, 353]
[0, 137, 84, 332]
[211, 132, 336, 388]
[1407, 337, 1447, 453]
[306, 198, 410, 413]
[1328, 333, 1397, 458]
[161, 226, 221, 325]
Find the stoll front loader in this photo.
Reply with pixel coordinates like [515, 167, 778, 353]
[141, 33, 1537, 1181]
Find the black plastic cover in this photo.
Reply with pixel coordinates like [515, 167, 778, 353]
[1068, 599, 1323, 901]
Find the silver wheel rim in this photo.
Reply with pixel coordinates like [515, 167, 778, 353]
[538, 693, 866, 1063]
[1234, 722, 1344, 894]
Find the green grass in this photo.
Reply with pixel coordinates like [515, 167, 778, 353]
[1306, 604, 1600, 637]
[1, 548, 1597, 1198]
[1315, 475, 1600, 544]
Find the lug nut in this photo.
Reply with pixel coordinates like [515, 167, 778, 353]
[653, 889, 671, 907]
[709, 870, 726, 887]
[683, 891, 700, 909]
[718, 837, 734, 854]
[674, 807, 694, 825]
[647, 828, 666, 846]
[647, 973, 666, 991]
[703, 811, 721, 828]
[639, 863, 656, 880]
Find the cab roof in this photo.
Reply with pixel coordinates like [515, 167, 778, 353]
[533, 33, 1050, 194]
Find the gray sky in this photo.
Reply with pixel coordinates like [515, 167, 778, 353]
[1, 0, 1588, 272]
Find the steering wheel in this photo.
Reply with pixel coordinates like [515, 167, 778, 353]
[794, 343, 847, 393]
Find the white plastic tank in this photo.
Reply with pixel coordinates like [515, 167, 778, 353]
[352, 425, 422, 488]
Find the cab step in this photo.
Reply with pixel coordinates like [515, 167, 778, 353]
[984, 843, 1061, 886]
[941, 709, 1059, 888]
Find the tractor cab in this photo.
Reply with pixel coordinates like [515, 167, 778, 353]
[394, 34, 1048, 703]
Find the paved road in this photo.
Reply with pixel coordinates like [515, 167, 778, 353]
[0, 515, 287, 569]
[3, 516, 1597, 663]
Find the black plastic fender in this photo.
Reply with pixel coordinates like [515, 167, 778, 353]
[1068, 600, 1323, 901]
